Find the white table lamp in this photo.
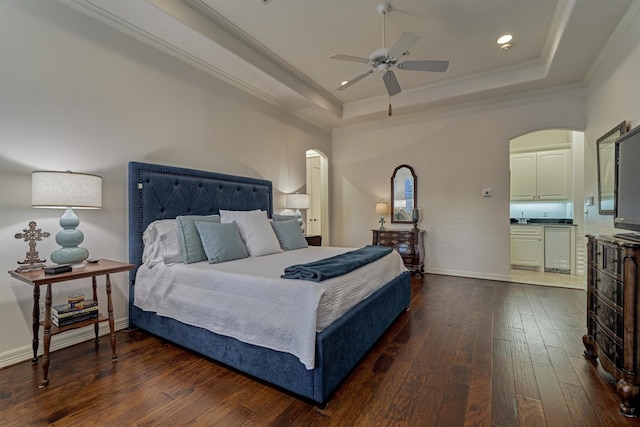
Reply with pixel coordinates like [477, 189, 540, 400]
[285, 193, 310, 231]
[32, 171, 102, 265]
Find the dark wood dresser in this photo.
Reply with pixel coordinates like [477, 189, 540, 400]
[583, 234, 640, 417]
[372, 228, 425, 277]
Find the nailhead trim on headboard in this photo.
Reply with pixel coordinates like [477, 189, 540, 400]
[127, 162, 273, 309]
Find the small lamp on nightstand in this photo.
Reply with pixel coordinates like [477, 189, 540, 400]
[376, 201, 388, 230]
[285, 192, 310, 232]
[32, 170, 102, 265]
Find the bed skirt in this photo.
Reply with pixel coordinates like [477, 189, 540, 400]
[130, 270, 411, 404]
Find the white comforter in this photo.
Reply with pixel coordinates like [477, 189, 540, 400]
[134, 247, 407, 369]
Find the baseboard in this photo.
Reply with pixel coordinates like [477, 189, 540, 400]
[424, 267, 511, 282]
[0, 317, 129, 369]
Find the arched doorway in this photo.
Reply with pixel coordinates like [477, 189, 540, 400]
[306, 149, 329, 244]
[509, 129, 585, 289]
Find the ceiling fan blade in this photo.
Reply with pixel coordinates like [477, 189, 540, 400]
[336, 69, 374, 91]
[387, 31, 421, 59]
[383, 70, 401, 96]
[330, 54, 371, 64]
[397, 60, 449, 72]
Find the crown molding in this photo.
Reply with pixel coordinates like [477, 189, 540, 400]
[582, 0, 640, 84]
[57, 0, 336, 131]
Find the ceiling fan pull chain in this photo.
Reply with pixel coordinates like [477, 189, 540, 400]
[388, 102, 392, 116]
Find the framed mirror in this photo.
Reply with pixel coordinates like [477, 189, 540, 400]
[391, 164, 417, 224]
[597, 121, 626, 215]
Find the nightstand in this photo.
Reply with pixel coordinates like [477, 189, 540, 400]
[305, 235, 322, 246]
[8, 259, 134, 388]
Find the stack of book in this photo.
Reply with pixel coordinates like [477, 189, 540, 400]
[52, 299, 98, 327]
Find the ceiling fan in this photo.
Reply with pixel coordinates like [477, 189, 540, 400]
[330, 2, 449, 97]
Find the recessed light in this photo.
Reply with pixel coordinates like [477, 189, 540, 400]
[497, 34, 513, 45]
[341, 80, 349, 86]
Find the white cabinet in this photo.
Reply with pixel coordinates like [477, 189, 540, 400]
[510, 149, 570, 201]
[510, 225, 543, 270]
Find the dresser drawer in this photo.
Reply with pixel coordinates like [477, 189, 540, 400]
[603, 245, 623, 276]
[592, 268, 623, 307]
[378, 231, 412, 244]
[591, 293, 623, 338]
[592, 319, 624, 371]
[592, 242, 604, 268]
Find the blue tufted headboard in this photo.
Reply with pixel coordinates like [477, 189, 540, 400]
[128, 162, 273, 285]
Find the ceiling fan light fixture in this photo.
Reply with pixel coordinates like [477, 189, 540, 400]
[497, 34, 513, 45]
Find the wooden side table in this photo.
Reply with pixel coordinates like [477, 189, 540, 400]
[305, 234, 322, 246]
[372, 228, 425, 277]
[8, 259, 133, 388]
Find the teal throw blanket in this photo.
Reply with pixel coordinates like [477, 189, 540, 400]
[281, 245, 393, 282]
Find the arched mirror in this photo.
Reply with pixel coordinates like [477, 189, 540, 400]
[597, 121, 626, 215]
[391, 164, 417, 224]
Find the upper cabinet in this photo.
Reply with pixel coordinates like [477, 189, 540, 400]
[510, 149, 570, 201]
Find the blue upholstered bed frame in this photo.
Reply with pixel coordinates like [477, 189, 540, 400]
[128, 161, 411, 405]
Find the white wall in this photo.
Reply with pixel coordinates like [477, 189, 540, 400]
[331, 5, 640, 282]
[332, 88, 587, 281]
[584, 7, 640, 235]
[0, 1, 330, 366]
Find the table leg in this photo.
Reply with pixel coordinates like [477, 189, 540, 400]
[31, 285, 40, 364]
[92, 276, 99, 345]
[105, 274, 117, 361]
[39, 284, 52, 388]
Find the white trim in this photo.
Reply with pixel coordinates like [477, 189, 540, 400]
[424, 267, 511, 283]
[583, 0, 640, 84]
[56, 0, 335, 132]
[0, 317, 129, 369]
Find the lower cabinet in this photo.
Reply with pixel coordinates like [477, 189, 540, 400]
[510, 225, 543, 270]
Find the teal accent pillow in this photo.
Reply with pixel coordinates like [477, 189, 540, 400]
[195, 221, 249, 264]
[176, 215, 221, 263]
[271, 219, 308, 251]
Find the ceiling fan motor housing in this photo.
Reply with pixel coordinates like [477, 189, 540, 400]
[370, 48, 390, 61]
[377, 2, 391, 15]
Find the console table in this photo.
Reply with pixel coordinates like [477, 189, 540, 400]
[583, 235, 639, 417]
[372, 228, 425, 277]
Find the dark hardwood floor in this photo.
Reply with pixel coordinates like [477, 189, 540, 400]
[2, 274, 639, 426]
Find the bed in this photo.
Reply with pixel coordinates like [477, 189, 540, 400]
[128, 161, 411, 405]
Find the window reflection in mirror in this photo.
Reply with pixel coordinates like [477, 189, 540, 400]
[597, 121, 626, 215]
[391, 165, 417, 223]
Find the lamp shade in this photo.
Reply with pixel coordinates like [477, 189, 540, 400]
[375, 201, 389, 215]
[285, 193, 310, 210]
[32, 171, 102, 209]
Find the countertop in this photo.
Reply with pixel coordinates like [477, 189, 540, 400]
[510, 218, 574, 225]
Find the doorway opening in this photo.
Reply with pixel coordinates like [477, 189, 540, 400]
[508, 129, 585, 289]
[306, 149, 329, 245]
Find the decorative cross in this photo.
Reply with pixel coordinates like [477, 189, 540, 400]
[15, 221, 50, 266]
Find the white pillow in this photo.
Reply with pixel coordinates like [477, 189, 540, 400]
[219, 210, 283, 257]
[141, 219, 182, 267]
